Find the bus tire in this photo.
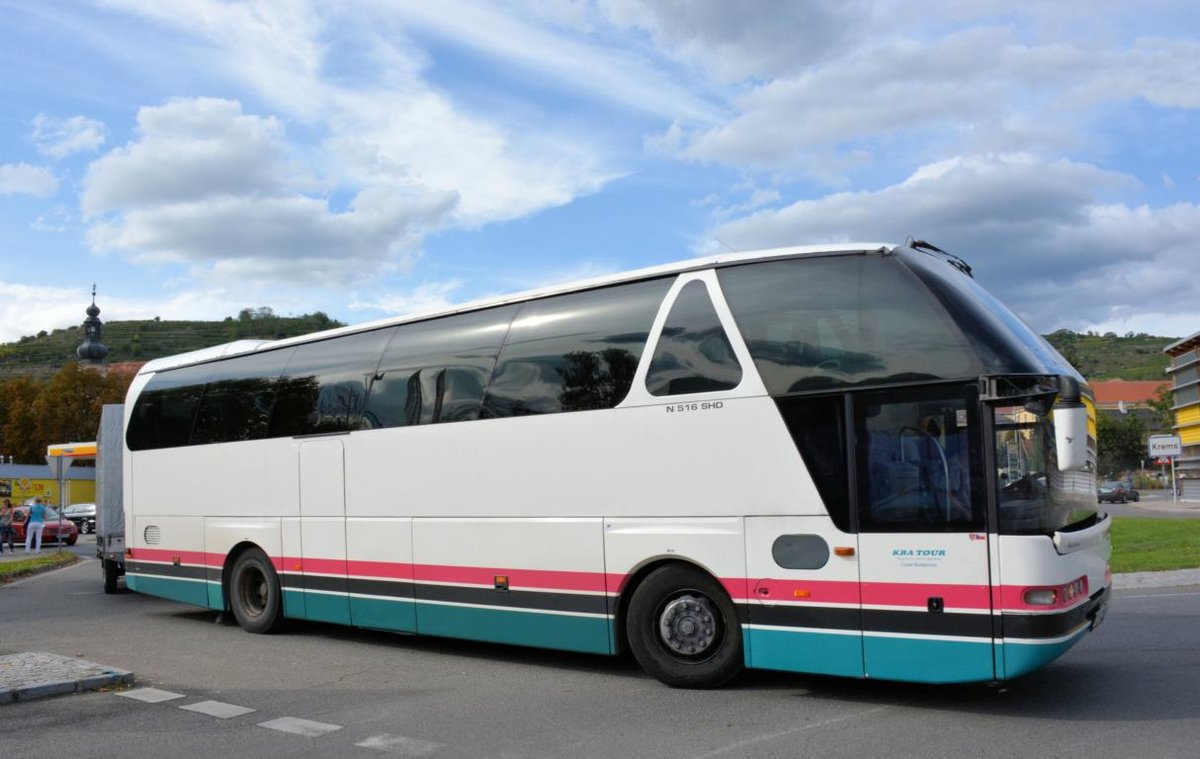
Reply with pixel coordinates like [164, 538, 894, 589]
[103, 559, 119, 594]
[626, 564, 743, 689]
[229, 549, 283, 634]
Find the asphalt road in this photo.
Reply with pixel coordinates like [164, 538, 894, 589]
[1103, 487, 1200, 519]
[2, 556, 1198, 759]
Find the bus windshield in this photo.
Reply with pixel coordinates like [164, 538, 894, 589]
[995, 402, 1097, 535]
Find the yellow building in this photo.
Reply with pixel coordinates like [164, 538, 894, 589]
[1165, 331, 1200, 498]
[0, 463, 96, 507]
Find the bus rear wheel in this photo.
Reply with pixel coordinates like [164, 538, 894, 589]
[229, 549, 283, 634]
[626, 564, 743, 689]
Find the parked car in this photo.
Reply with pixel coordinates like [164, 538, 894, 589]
[10, 505, 79, 546]
[62, 502, 97, 534]
[1097, 481, 1139, 503]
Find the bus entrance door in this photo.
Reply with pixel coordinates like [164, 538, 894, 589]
[855, 386, 995, 683]
[298, 439, 351, 625]
[744, 517, 864, 678]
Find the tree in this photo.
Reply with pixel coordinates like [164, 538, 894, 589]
[1147, 384, 1175, 433]
[1096, 412, 1146, 477]
[30, 365, 132, 454]
[0, 366, 134, 464]
[0, 377, 44, 463]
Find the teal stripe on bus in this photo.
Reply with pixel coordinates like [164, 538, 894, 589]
[415, 601, 614, 655]
[206, 582, 225, 611]
[350, 596, 417, 633]
[864, 636, 995, 683]
[745, 627, 865, 678]
[998, 630, 1087, 679]
[126, 574, 211, 609]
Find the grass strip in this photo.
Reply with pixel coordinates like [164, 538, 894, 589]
[1110, 518, 1200, 573]
[0, 551, 79, 583]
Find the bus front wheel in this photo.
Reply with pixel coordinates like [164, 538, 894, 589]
[626, 564, 743, 689]
[229, 549, 283, 634]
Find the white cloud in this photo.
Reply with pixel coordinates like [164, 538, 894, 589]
[82, 98, 458, 287]
[600, 0, 871, 82]
[349, 279, 465, 316]
[0, 282, 90, 343]
[32, 114, 107, 158]
[708, 153, 1199, 332]
[0, 163, 59, 198]
[635, 12, 1199, 187]
[31, 206, 72, 233]
[82, 98, 306, 216]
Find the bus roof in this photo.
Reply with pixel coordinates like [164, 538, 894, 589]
[138, 242, 892, 375]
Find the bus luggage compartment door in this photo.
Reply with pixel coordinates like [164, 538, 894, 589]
[298, 439, 351, 625]
[744, 517, 864, 678]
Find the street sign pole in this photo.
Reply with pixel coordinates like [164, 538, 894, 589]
[44, 454, 73, 553]
[1147, 435, 1183, 503]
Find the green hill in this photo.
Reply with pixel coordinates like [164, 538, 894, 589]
[1043, 330, 1176, 381]
[0, 308, 344, 380]
[0, 314, 1177, 383]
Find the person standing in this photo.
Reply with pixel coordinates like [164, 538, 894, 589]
[0, 498, 14, 553]
[25, 496, 47, 554]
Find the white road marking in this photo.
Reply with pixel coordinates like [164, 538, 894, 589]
[117, 687, 185, 703]
[355, 733, 442, 755]
[178, 700, 256, 719]
[258, 716, 343, 737]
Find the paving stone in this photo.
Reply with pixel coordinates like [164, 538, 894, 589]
[0, 652, 133, 703]
[178, 700, 256, 719]
[355, 733, 442, 755]
[258, 716, 343, 737]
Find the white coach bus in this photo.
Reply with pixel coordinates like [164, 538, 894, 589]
[122, 241, 1110, 688]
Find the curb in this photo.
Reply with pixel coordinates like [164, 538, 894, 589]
[0, 652, 133, 705]
[1112, 568, 1200, 590]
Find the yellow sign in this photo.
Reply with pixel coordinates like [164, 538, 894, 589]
[47, 442, 98, 458]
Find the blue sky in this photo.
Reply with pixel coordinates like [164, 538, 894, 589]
[1, 1, 1198, 345]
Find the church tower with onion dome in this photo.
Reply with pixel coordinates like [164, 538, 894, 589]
[77, 284, 109, 367]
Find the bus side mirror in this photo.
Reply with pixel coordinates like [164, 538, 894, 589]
[1053, 404, 1089, 471]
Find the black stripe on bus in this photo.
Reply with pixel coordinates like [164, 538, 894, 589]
[1002, 588, 1109, 640]
[280, 575, 607, 615]
[127, 562, 209, 581]
[750, 606, 992, 639]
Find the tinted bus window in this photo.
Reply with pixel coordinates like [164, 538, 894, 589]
[190, 348, 294, 445]
[645, 280, 742, 396]
[718, 255, 983, 395]
[482, 279, 671, 417]
[363, 306, 518, 429]
[126, 363, 212, 450]
[269, 329, 394, 436]
[855, 385, 984, 532]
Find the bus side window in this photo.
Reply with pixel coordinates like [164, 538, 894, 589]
[189, 349, 293, 445]
[482, 279, 670, 417]
[269, 328, 394, 436]
[775, 395, 851, 531]
[363, 305, 519, 429]
[126, 363, 211, 451]
[645, 280, 743, 396]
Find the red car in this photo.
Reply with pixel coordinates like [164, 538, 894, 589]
[10, 505, 79, 546]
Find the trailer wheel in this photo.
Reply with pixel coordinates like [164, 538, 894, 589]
[103, 559, 120, 594]
[626, 564, 743, 689]
[229, 549, 283, 634]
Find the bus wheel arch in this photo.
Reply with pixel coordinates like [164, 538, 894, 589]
[223, 543, 284, 634]
[620, 560, 744, 689]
